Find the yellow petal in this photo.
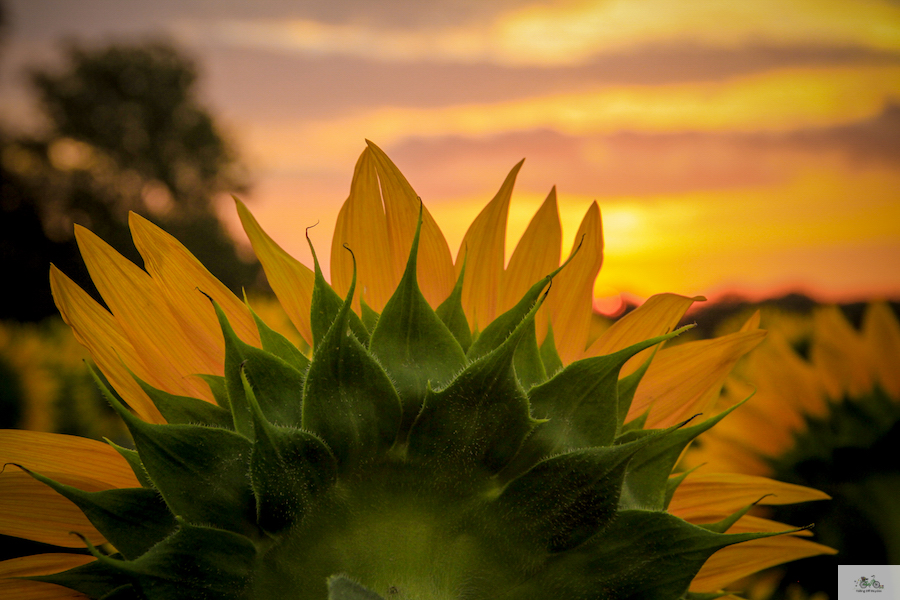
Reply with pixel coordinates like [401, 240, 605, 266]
[49, 266, 164, 424]
[811, 305, 873, 399]
[0, 553, 94, 599]
[501, 187, 561, 342]
[544, 202, 604, 364]
[0, 471, 105, 547]
[74, 226, 213, 401]
[129, 213, 260, 368]
[455, 160, 523, 331]
[365, 141, 455, 308]
[584, 293, 701, 366]
[236, 198, 315, 346]
[669, 472, 830, 522]
[0, 430, 138, 488]
[330, 148, 395, 313]
[628, 328, 767, 428]
[862, 302, 900, 398]
[690, 536, 836, 593]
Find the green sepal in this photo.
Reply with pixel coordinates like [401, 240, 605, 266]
[76, 521, 256, 600]
[360, 296, 380, 334]
[303, 263, 402, 466]
[242, 368, 337, 533]
[328, 575, 387, 600]
[467, 243, 577, 363]
[105, 438, 153, 489]
[369, 205, 467, 431]
[513, 318, 546, 391]
[500, 509, 786, 600]
[93, 364, 257, 536]
[435, 256, 472, 352]
[617, 399, 748, 511]
[248, 302, 311, 372]
[308, 235, 369, 348]
[131, 371, 233, 429]
[527, 331, 680, 457]
[215, 300, 307, 436]
[407, 293, 542, 474]
[665, 465, 702, 510]
[539, 326, 564, 379]
[16, 465, 176, 559]
[198, 373, 230, 410]
[493, 437, 653, 553]
[29, 556, 134, 599]
[698, 499, 762, 534]
[616, 345, 657, 432]
[466, 276, 548, 364]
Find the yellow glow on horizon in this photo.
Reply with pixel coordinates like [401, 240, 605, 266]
[593, 166, 900, 299]
[239, 65, 900, 173]
[210, 0, 900, 66]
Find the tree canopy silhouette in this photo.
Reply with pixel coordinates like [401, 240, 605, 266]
[1, 40, 260, 321]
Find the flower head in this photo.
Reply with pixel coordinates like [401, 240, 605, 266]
[687, 302, 900, 598]
[1, 141, 832, 600]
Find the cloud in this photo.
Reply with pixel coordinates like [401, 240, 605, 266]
[198, 0, 900, 66]
[234, 64, 900, 173]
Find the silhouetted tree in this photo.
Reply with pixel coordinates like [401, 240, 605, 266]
[1, 40, 260, 321]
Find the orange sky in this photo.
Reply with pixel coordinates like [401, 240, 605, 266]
[3, 0, 900, 309]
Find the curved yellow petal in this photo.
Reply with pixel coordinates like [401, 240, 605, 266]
[811, 305, 873, 399]
[129, 213, 259, 368]
[74, 226, 213, 401]
[862, 302, 900, 398]
[365, 141, 455, 309]
[0, 430, 138, 488]
[49, 266, 164, 424]
[629, 328, 767, 428]
[455, 160, 523, 331]
[545, 202, 604, 364]
[0, 471, 105, 547]
[330, 148, 395, 313]
[0, 553, 94, 599]
[690, 536, 836, 593]
[501, 187, 561, 342]
[236, 198, 315, 346]
[669, 473, 830, 522]
[585, 293, 701, 365]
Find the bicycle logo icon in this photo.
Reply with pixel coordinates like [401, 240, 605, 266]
[856, 575, 885, 590]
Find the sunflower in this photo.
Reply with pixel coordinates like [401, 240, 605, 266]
[686, 302, 900, 599]
[0, 141, 832, 600]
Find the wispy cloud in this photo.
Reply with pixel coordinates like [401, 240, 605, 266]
[237, 65, 900, 172]
[196, 0, 900, 66]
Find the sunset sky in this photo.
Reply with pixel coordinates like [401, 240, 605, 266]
[2, 0, 899, 312]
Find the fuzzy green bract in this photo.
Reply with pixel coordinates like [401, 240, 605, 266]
[27, 216, 782, 600]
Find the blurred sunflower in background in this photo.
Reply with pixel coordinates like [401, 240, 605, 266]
[686, 301, 900, 600]
[0, 142, 834, 600]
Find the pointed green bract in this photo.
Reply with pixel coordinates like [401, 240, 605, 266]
[243, 368, 337, 533]
[249, 303, 311, 372]
[493, 438, 652, 553]
[407, 295, 542, 474]
[303, 267, 402, 466]
[309, 235, 369, 348]
[370, 206, 467, 430]
[133, 372, 233, 428]
[617, 399, 748, 511]
[435, 257, 472, 352]
[19, 466, 176, 559]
